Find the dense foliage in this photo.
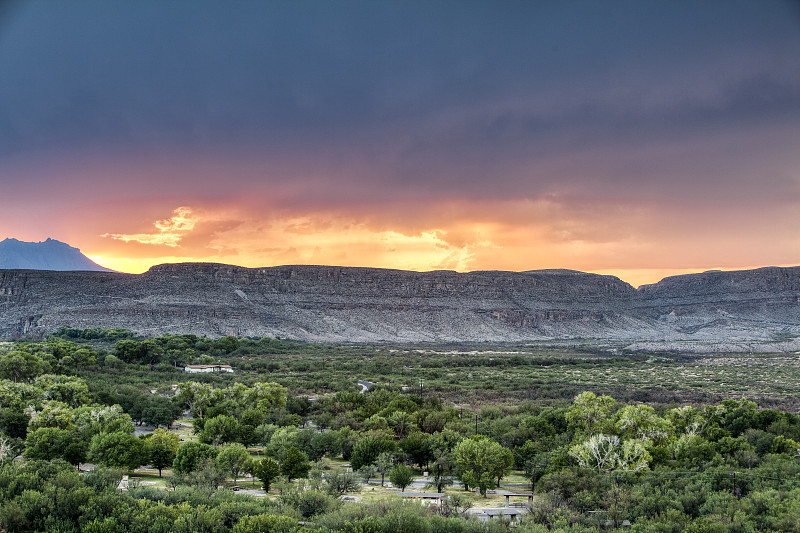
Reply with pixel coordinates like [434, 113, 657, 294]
[0, 330, 798, 532]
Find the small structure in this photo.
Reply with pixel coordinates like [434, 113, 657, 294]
[467, 507, 527, 522]
[396, 492, 448, 506]
[184, 364, 234, 373]
[502, 493, 534, 505]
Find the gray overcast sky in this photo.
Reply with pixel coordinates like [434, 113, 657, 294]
[1, 1, 798, 283]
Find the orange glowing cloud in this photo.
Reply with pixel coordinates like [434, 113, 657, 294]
[102, 206, 197, 247]
[84, 197, 800, 288]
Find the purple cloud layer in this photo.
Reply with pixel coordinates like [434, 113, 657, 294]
[0, 1, 798, 283]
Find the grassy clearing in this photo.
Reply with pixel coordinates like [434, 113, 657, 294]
[172, 418, 197, 442]
[128, 471, 170, 490]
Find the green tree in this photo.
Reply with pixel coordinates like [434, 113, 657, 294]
[27, 400, 73, 431]
[73, 404, 134, 436]
[176, 381, 213, 419]
[324, 470, 361, 496]
[309, 430, 342, 460]
[615, 404, 673, 442]
[0, 407, 29, 440]
[83, 466, 124, 492]
[281, 446, 310, 481]
[721, 398, 759, 437]
[24, 427, 67, 461]
[89, 431, 146, 470]
[667, 404, 724, 439]
[34, 375, 90, 407]
[201, 414, 240, 445]
[565, 391, 617, 437]
[252, 456, 281, 492]
[771, 435, 799, 455]
[172, 503, 224, 532]
[25, 427, 86, 465]
[429, 449, 455, 493]
[239, 408, 265, 448]
[267, 426, 302, 462]
[244, 382, 288, 411]
[357, 464, 377, 483]
[388, 410, 417, 438]
[493, 447, 514, 487]
[428, 428, 464, 455]
[399, 431, 431, 468]
[145, 428, 180, 477]
[389, 463, 414, 492]
[453, 436, 513, 496]
[281, 489, 338, 518]
[188, 457, 228, 490]
[103, 354, 124, 370]
[215, 336, 240, 354]
[173, 441, 218, 474]
[374, 451, 395, 487]
[349, 434, 396, 471]
[0, 351, 43, 382]
[672, 434, 714, 467]
[217, 443, 253, 486]
[70, 347, 97, 366]
[142, 396, 181, 428]
[0, 379, 42, 409]
[114, 339, 146, 364]
[232, 513, 299, 533]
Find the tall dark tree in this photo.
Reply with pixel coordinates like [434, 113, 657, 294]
[252, 457, 281, 492]
[145, 428, 180, 477]
[281, 447, 310, 481]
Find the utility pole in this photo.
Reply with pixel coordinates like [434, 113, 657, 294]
[531, 462, 537, 493]
[732, 472, 737, 498]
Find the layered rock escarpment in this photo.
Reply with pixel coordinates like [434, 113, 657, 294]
[631, 267, 800, 347]
[2, 263, 799, 349]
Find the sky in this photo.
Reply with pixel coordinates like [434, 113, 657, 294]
[1, 0, 799, 287]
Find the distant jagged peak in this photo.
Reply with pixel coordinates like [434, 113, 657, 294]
[0, 237, 114, 272]
[2, 237, 73, 247]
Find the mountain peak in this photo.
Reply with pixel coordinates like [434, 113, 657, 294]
[0, 238, 113, 272]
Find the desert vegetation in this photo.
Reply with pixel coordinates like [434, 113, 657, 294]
[0, 329, 798, 532]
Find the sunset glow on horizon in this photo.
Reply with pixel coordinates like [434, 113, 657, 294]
[2, 1, 799, 288]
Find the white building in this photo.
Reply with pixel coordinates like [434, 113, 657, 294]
[184, 364, 234, 373]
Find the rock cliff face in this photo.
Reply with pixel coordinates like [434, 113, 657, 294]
[2, 263, 799, 350]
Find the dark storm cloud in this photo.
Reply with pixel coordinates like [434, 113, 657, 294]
[1, 0, 798, 209]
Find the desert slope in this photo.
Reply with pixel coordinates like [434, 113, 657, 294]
[1, 263, 799, 350]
